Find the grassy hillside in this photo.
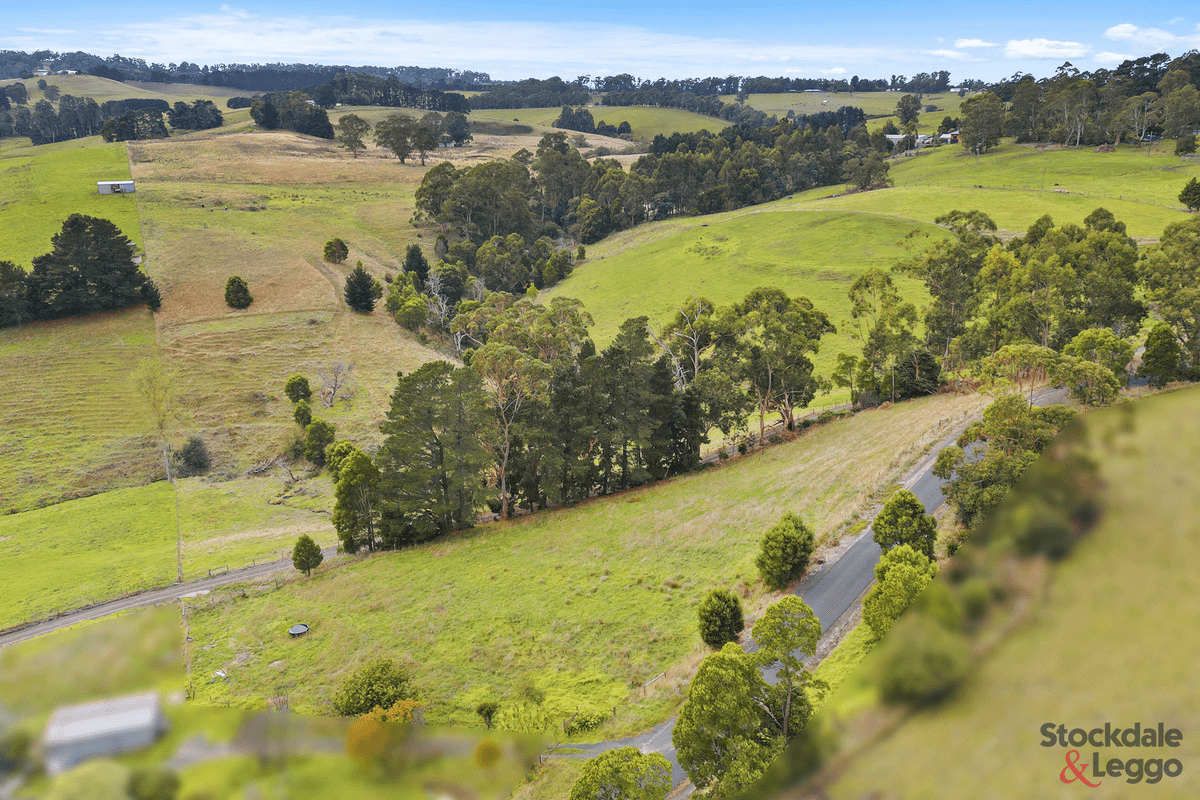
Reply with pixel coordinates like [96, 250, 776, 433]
[471, 105, 722, 139]
[798, 140, 1199, 240]
[129, 129, 449, 475]
[0, 137, 141, 265]
[541, 209, 941, 392]
[0, 311, 160, 512]
[820, 386, 1200, 799]
[733, 90, 965, 121]
[187, 391, 988, 730]
[544, 137, 1200, 383]
[0, 75, 244, 104]
[0, 473, 340, 630]
[0, 483, 176, 629]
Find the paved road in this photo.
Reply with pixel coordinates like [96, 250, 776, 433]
[0, 547, 339, 649]
[567, 413, 979, 793]
[571, 388, 1069, 794]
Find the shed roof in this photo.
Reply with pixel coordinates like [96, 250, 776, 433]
[44, 692, 162, 746]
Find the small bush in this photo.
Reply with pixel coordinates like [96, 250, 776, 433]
[332, 658, 418, 716]
[175, 436, 211, 477]
[1176, 134, 1197, 157]
[285, 431, 306, 461]
[475, 701, 499, 729]
[284, 374, 311, 403]
[755, 512, 816, 591]
[959, 577, 992, 621]
[304, 420, 336, 466]
[292, 533, 324, 576]
[697, 588, 744, 649]
[564, 708, 609, 735]
[293, 399, 312, 428]
[576, 245, 586, 260]
[324, 237, 349, 263]
[877, 613, 969, 705]
[224, 275, 252, 309]
[128, 767, 180, 800]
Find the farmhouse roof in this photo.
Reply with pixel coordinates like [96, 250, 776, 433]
[44, 692, 163, 747]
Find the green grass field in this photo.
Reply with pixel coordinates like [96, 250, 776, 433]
[0, 483, 176, 628]
[831, 140, 1200, 238]
[822, 387, 1200, 798]
[0, 310, 161, 513]
[1, 75, 245, 105]
[177, 475, 339, 580]
[186, 392, 988, 731]
[732, 90, 965, 121]
[471, 105, 723, 139]
[0, 137, 142, 266]
[0, 604, 183, 717]
[542, 208, 943, 406]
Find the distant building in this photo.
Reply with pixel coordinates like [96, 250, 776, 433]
[97, 180, 136, 194]
[42, 692, 168, 775]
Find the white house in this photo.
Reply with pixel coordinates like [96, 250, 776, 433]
[97, 180, 135, 195]
[42, 692, 168, 775]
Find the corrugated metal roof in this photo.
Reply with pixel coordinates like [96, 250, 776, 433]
[44, 692, 163, 745]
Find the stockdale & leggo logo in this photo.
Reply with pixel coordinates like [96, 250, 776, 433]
[1041, 722, 1184, 786]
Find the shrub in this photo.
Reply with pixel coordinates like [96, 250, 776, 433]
[877, 613, 969, 705]
[1181, 176, 1200, 212]
[909, 580, 963, 631]
[324, 237, 349, 263]
[1177, 134, 1198, 157]
[959, 577, 992, 621]
[475, 701, 499, 729]
[344, 262, 377, 313]
[303, 419, 336, 466]
[873, 489, 937, 559]
[569, 747, 671, 800]
[127, 767, 181, 800]
[284, 374, 312, 403]
[224, 275, 252, 309]
[563, 708, 609, 735]
[175, 436, 211, 477]
[755, 512, 816, 591]
[285, 431, 306, 461]
[576, 245, 586, 260]
[332, 658, 417, 716]
[141, 279, 162, 312]
[293, 398, 312, 428]
[697, 588, 744, 649]
[864, 545, 936, 639]
[292, 534, 324, 576]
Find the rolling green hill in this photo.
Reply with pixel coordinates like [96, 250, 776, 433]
[471, 105, 723, 139]
[815, 386, 1200, 799]
[541, 209, 941, 388]
[187, 391, 987, 730]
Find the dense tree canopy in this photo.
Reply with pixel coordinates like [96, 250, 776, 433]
[6, 214, 158, 325]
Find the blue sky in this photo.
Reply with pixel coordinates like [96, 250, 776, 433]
[9, 2, 1200, 82]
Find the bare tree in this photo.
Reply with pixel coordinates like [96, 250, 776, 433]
[649, 294, 715, 389]
[318, 359, 355, 408]
[425, 271, 454, 331]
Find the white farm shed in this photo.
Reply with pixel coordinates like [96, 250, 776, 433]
[42, 692, 168, 775]
[97, 180, 135, 194]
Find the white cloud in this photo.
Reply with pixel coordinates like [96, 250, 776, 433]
[3, 10, 904, 80]
[1104, 23, 1179, 47]
[819, 67, 848, 75]
[926, 49, 972, 61]
[955, 38, 997, 48]
[1092, 51, 1135, 65]
[1004, 39, 1089, 59]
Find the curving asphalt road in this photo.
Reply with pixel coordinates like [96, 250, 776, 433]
[0, 547, 340, 649]
[570, 387, 1068, 794]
